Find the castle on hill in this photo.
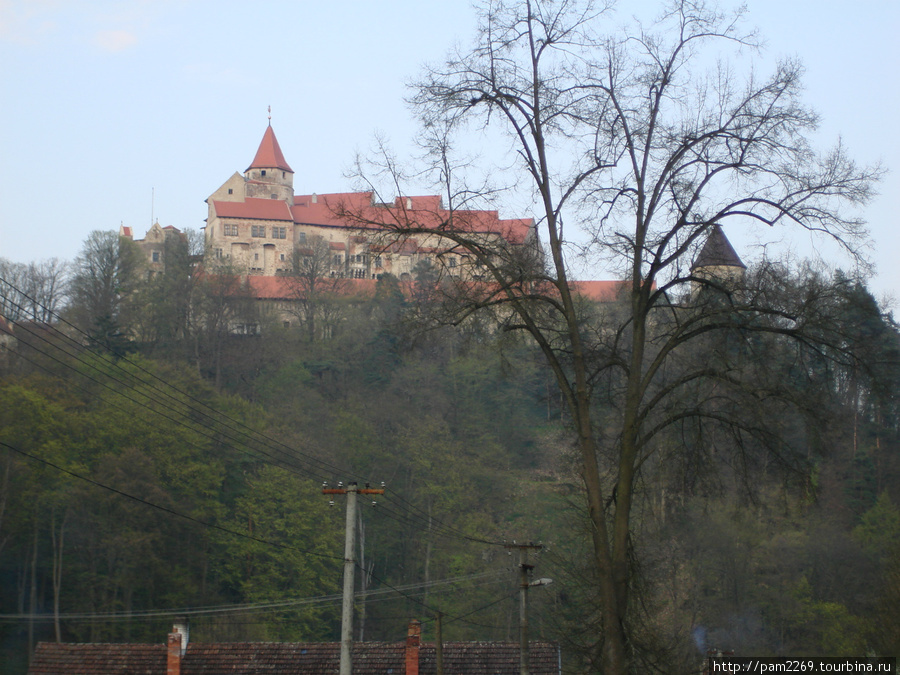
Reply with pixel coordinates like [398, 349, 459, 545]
[203, 122, 539, 282]
[122, 122, 745, 303]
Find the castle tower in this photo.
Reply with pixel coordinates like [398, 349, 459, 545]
[244, 122, 294, 205]
[690, 225, 746, 294]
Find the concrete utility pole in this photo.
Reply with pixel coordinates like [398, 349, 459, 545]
[323, 482, 385, 675]
[505, 542, 545, 675]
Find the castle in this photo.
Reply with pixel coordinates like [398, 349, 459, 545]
[202, 122, 539, 282]
[122, 122, 744, 306]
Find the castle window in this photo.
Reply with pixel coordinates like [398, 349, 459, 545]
[227, 188, 233, 195]
[297, 232, 306, 244]
[254, 253, 259, 261]
[215, 248, 223, 258]
[261, 170, 267, 177]
[280, 253, 285, 261]
[282, 171, 285, 178]
[271, 193, 277, 199]
[152, 251, 160, 263]
[333, 254, 342, 265]
[448, 257, 456, 268]
[251, 225, 266, 238]
[272, 226, 286, 239]
[224, 224, 238, 236]
[374, 256, 382, 267]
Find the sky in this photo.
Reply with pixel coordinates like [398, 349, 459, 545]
[1, 0, 897, 302]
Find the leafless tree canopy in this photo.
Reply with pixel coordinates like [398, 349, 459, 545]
[348, 1, 881, 671]
[0, 258, 69, 324]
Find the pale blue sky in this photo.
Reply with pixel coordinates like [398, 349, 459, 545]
[1, 0, 897, 300]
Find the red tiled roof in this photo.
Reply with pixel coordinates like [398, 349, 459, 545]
[570, 280, 629, 302]
[29, 641, 559, 675]
[246, 125, 293, 173]
[290, 192, 535, 245]
[212, 188, 533, 247]
[247, 275, 379, 300]
[28, 643, 164, 674]
[212, 198, 293, 222]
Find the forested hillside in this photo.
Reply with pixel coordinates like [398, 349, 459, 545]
[2, 239, 899, 673]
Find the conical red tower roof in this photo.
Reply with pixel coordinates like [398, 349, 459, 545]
[246, 124, 293, 173]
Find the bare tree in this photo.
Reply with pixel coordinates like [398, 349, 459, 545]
[0, 258, 69, 323]
[343, 0, 881, 670]
[283, 235, 351, 342]
[68, 230, 145, 350]
[193, 256, 257, 388]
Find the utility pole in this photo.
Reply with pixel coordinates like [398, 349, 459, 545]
[435, 611, 444, 675]
[323, 482, 384, 675]
[505, 542, 545, 675]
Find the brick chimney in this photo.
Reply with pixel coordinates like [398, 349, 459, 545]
[405, 620, 421, 675]
[166, 632, 181, 675]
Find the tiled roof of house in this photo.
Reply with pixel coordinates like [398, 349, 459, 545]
[692, 225, 745, 270]
[247, 125, 293, 173]
[29, 640, 559, 674]
[423, 642, 558, 673]
[28, 643, 164, 675]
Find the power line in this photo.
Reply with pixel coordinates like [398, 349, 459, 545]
[0, 570, 508, 622]
[1, 280, 512, 549]
[0, 440, 343, 562]
[0, 279, 515, 554]
[0, 289, 339, 482]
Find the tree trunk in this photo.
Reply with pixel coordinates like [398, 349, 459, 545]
[28, 513, 38, 661]
[51, 510, 68, 643]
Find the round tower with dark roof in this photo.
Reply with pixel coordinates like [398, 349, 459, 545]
[244, 123, 295, 205]
[690, 225, 746, 295]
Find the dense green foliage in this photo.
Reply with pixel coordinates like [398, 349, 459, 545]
[1, 243, 899, 672]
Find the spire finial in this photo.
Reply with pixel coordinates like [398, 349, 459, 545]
[267, 105, 272, 126]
